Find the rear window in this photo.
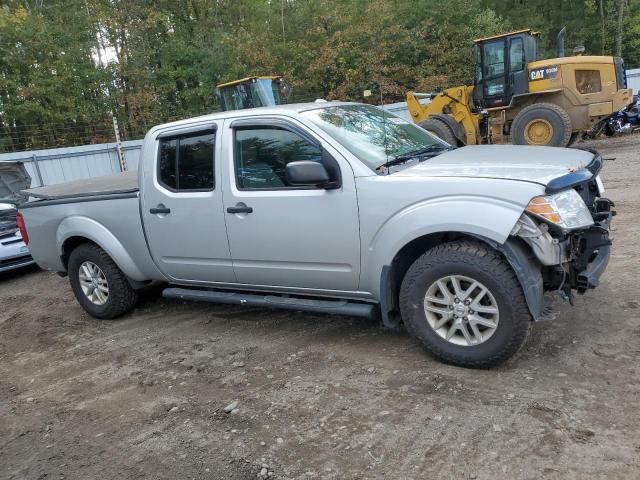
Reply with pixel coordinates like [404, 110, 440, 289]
[575, 70, 602, 94]
[158, 130, 215, 191]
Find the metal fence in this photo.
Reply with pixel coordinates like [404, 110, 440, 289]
[627, 68, 640, 96]
[0, 68, 638, 189]
[0, 140, 143, 188]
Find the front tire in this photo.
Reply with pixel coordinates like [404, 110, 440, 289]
[68, 243, 138, 319]
[399, 241, 531, 368]
[511, 103, 572, 147]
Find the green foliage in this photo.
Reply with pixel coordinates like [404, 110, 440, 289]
[0, 0, 639, 152]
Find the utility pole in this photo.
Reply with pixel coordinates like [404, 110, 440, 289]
[281, 0, 285, 42]
[600, 0, 605, 55]
[112, 115, 127, 172]
[616, 0, 625, 57]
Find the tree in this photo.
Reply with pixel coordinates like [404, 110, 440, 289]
[1, 0, 639, 153]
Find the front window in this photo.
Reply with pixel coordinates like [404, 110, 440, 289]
[234, 127, 322, 189]
[300, 105, 444, 170]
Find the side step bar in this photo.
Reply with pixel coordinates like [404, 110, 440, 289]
[162, 287, 377, 318]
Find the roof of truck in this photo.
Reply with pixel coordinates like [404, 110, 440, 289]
[151, 101, 358, 132]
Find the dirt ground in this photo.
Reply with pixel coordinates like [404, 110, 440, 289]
[1, 134, 639, 480]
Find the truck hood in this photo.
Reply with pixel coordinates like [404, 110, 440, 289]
[394, 145, 594, 186]
[0, 162, 31, 205]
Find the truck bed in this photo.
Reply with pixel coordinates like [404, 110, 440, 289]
[23, 171, 138, 201]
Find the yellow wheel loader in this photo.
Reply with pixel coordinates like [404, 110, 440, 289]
[407, 29, 634, 147]
[216, 76, 285, 111]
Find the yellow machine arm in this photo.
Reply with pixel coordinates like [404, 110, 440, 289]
[406, 87, 480, 145]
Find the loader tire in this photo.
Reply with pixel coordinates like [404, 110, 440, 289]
[68, 243, 138, 319]
[419, 118, 458, 146]
[511, 103, 572, 147]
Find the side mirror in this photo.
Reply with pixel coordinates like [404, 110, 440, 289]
[286, 161, 331, 187]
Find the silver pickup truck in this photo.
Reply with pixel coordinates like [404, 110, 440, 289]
[18, 102, 614, 367]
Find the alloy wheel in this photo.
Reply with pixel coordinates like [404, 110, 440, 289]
[423, 275, 499, 346]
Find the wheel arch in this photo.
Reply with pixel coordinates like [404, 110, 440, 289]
[57, 216, 147, 282]
[377, 232, 544, 329]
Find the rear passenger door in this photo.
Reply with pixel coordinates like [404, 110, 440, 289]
[141, 125, 236, 284]
[220, 117, 361, 292]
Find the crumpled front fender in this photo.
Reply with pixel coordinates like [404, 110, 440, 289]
[361, 195, 525, 297]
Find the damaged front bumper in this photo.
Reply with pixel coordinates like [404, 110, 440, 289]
[510, 152, 614, 302]
[504, 151, 614, 322]
[569, 197, 614, 292]
[514, 204, 614, 303]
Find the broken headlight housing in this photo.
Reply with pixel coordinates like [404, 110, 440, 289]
[526, 189, 594, 230]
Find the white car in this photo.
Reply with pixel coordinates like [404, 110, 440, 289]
[0, 163, 34, 273]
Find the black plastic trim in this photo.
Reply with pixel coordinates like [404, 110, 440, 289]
[156, 128, 216, 193]
[495, 237, 545, 321]
[19, 192, 139, 209]
[379, 265, 402, 329]
[149, 207, 171, 215]
[545, 150, 602, 194]
[226, 205, 253, 214]
[577, 244, 610, 290]
[545, 169, 593, 194]
[163, 287, 376, 318]
[230, 118, 320, 147]
[581, 149, 603, 175]
[469, 235, 544, 321]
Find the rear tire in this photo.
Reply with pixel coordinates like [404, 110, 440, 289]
[419, 118, 458, 146]
[68, 243, 138, 319]
[399, 241, 531, 368]
[511, 103, 572, 147]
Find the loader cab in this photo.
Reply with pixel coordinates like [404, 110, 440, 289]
[472, 29, 539, 109]
[216, 76, 285, 112]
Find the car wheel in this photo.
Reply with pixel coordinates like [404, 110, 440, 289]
[399, 241, 531, 368]
[68, 243, 138, 319]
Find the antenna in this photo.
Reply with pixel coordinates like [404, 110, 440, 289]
[380, 81, 389, 173]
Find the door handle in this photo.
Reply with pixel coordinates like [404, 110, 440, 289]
[150, 206, 171, 215]
[226, 204, 253, 214]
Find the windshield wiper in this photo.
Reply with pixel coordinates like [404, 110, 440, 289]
[376, 144, 454, 171]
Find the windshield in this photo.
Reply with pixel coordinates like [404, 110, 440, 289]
[220, 79, 281, 111]
[300, 104, 446, 170]
[259, 78, 282, 105]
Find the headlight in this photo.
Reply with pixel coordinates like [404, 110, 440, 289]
[526, 189, 593, 229]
